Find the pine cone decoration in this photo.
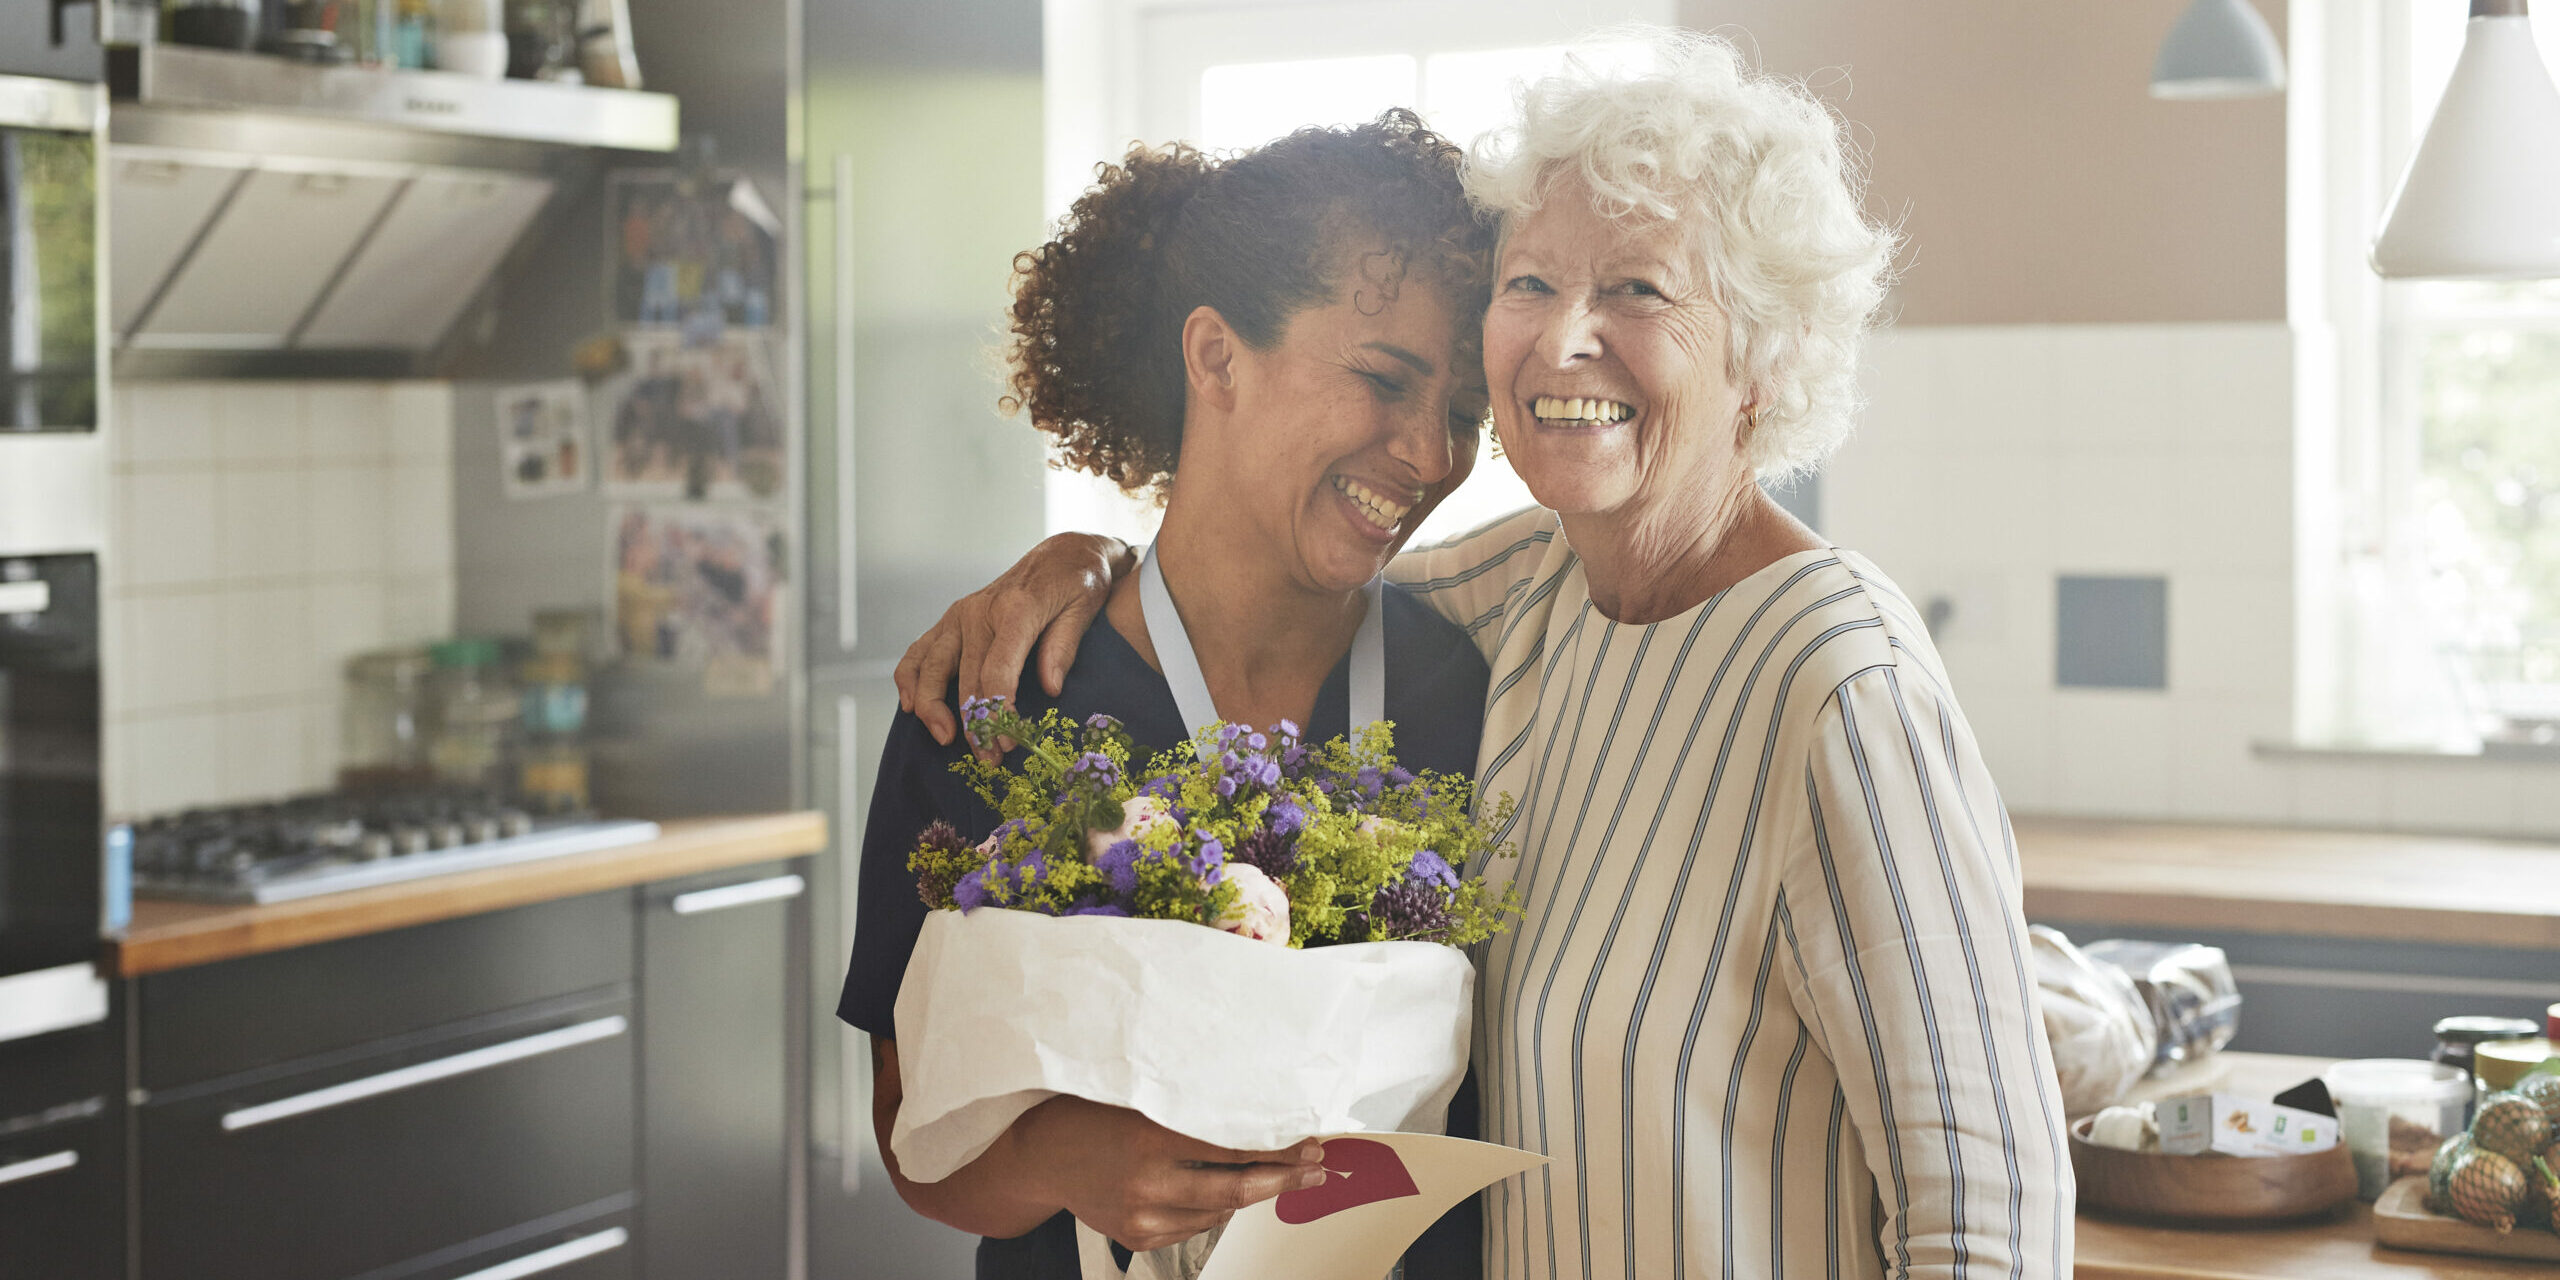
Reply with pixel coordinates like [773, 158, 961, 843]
[2475, 1093, 2554, 1162]
[2448, 1148, 2528, 1234]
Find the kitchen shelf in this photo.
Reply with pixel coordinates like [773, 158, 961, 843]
[107, 43, 677, 152]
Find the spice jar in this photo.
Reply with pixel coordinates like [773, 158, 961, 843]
[2431, 1015, 2541, 1118]
[340, 647, 435, 791]
[2475, 1004, 2560, 1094]
[427, 638, 517, 789]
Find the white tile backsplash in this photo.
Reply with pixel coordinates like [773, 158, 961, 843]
[118, 381, 218, 468]
[1835, 321, 2560, 839]
[118, 470, 221, 588]
[107, 380, 455, 816]
[217, 468, 311, 575]
[214, 383, 305, 463]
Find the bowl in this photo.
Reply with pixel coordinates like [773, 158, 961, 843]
[2068, 1115, 2360, 1222]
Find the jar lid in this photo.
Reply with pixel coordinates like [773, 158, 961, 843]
[2433, 1015, 2543, 1046]
[2321, 1058, 2471, 1105]
[430, 638, 504, 669]
[2477, 1038, 2558, 1092]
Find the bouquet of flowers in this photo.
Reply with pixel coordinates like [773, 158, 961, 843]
[887, 698, 1519, 1222]
[910, 698, 1516, 948]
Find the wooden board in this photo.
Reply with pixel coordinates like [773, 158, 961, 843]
[2373, 1176, 2560, 1263]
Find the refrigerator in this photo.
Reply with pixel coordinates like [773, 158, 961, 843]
[800, 1, 1052, 1274]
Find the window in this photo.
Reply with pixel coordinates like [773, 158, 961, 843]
[2304, 0, 2560, 749]
[1041, 0, 1670, 547]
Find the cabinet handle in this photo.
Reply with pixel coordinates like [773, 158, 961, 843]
[453, 1225, 628, 1280]
[0, 1149, 76, 1187]
[220, 1015, 628, 1132]
[671, 873, 806, 916]
[0, 581, 48, 615]
[833, 149, 858, 652]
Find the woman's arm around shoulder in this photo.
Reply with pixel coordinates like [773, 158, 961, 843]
[1383, 505, 1558, 660]
[1773, 664, 2074, 1280]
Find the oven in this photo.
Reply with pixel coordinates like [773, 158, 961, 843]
[0, 69, 106, 1049]
[0, 553, 106, 1043]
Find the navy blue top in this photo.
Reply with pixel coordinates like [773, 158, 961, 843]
[839, 583, 1490, 1280]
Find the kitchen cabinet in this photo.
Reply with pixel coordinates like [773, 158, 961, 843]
[133, 892, 639, 1280]
[136, 998, 637, 1280]
[0, 1015, 122, 1280]
[636, 861, 806, 1279]
[115, 838, 814, 1280]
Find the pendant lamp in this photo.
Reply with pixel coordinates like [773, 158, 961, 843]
[2371, 0, 2560, 278]
[2151, 0, 2288, 99]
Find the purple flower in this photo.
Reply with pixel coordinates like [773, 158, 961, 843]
[1264, 797, 1306, 836]
[1386, 766, 1415, 787]
[1275, 719, 1301, 738]
[1066, 751, 1120, 791]
[952, 866, 993, 912]
[1096, 838, 1143, 897]
[1368, 879, 1453, 941]
[1214, 776, 1238, 798]
[1084, 713, 1122, 734]
[1186, 833, 1225, 883]
[1246, 732, 1268, 751]
[1233, 827, 1299, 878]
[1406, 849, 1457, 889]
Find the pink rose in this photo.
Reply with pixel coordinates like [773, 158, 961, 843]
[1087, 794, 1177, 862]
[1213, 862, 1291, 944]
[1355, 815, 1399, 838]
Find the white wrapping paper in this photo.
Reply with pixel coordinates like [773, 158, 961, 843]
[889, 908, 1475, 1185]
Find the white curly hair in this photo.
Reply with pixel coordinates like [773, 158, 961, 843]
[1464, 27, 1898, 481]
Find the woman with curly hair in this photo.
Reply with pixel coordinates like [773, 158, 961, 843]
[899, 28, 2075, 1280]
[838, 110, 1499, 1279]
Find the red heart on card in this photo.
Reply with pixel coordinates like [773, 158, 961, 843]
[1275, 1138, 1422, 1224]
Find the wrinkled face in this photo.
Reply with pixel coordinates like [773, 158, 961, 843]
[1204, 245, 1488, 593]
[1482, 184, 1750, 522]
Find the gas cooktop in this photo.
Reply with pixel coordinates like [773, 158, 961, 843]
[126, 790, 661, 905]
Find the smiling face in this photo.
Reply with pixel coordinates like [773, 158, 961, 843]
[1483, 183, 1753, 525]
[1180, 242, 1488, 595]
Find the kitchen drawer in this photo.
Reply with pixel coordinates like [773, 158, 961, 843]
[0, 1012, 114, 1124]
[140, 888, 633, 1090]
[385, 1202, 637, 1280]
[139, 997, 636, 1280]
[0, 1113, 120, 1280]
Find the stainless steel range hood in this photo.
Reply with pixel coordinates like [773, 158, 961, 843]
[105, 45, 678, 374]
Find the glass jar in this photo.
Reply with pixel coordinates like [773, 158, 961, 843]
[2430, 1014, 2542, 1116]
[340, 647, 434, 791]
[427, 638, 517, 789]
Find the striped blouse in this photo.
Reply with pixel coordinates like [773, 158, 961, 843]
[1390, 508, 2073, 1280]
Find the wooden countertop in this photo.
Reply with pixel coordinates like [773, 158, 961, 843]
[2014, 816, 2560, 951]
[106, 811, 827, 977]
[2076, 1051, 2552, 1280]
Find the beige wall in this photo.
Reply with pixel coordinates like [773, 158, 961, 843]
[1684, 0, 2287, 324]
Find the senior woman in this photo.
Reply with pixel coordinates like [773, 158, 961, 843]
[900, 30, 2072, 1280]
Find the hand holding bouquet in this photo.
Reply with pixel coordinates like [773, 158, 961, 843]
[888, 699, 1519, 1224]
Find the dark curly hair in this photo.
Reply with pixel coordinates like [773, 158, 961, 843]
[1002, 108, 1491, 496]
